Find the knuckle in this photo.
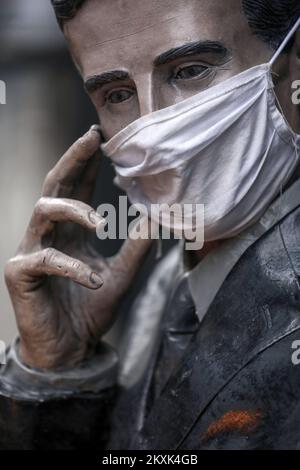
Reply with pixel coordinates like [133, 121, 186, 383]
[70, 260, 81, 271]
[4, 258, 18, 284]
[77, 201, 91, 217]
[42, 247, 57, 266]
[33, 197, 48, 216]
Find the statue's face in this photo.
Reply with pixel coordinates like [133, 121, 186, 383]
[64, 0, 291, 140]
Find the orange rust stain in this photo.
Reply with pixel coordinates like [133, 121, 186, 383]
[202, 410, 262, 442]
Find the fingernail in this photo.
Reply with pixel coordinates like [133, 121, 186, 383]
[89, 272, 103, 287]
[90, 124, 101, 136]
[88, 210, 106, 226]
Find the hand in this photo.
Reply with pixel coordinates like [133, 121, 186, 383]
[4, 125, 153, 370]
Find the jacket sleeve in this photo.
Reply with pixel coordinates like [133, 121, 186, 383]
[0, 338, 119, 450]
[0, 245, 181, 450]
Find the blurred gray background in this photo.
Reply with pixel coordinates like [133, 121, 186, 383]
[0, 0, 119, 346]
[0, 0, 173, 348]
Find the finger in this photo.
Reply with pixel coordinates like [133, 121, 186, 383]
[42, 124, 101, 198]
[21, 197, 106, 252]
[73, 150, 101, 203]
[110, 216, 154, 280]
[5, 248, 104, 291]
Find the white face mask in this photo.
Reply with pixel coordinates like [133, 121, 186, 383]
[101, 18, 300, 242]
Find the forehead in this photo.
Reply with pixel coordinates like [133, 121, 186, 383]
[64, 0, 254, 78]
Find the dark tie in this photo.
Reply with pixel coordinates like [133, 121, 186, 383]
[122, 273, 200, 449]
[144, 273, 200, 418]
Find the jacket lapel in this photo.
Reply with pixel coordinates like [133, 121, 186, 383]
[131, 221, 300, 450]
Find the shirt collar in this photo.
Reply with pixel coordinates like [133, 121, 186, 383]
[183, 178, 300, 322]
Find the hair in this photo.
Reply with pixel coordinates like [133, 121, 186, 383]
[51, 0, 300, 50]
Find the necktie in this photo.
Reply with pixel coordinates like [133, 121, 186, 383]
[125, 273, 199, 449]
[144, 274, 200, 417]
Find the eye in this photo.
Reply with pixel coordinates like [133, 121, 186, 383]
[173, 64, 211, 81]
[106, 89, 134, 104]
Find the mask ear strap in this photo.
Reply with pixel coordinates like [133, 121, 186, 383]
[269, 16, 300, 66]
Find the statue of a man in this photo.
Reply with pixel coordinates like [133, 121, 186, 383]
[1, 0, 300, 450]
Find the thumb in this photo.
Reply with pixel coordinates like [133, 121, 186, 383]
[110, 216, 157, 281]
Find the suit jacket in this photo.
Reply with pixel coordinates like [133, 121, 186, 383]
[1, 201, 300, 450]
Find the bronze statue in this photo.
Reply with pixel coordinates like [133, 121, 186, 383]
[1, 0, 300, 450]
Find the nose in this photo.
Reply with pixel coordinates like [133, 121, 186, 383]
[135, 73, 156, 117]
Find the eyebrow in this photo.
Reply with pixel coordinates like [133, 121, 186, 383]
[154, 40, 232, 66]
[84, 40, 231, 93]
[84, 70, 129, 93]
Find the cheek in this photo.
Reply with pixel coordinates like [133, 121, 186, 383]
[152, 72, 198, 110]
[96, 97, 141, 140]
[153, 75, 224, 110]
[156, 84, 202, 109]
